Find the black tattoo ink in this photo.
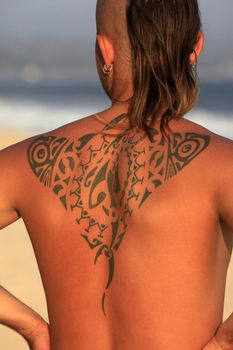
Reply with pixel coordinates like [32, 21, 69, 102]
[27, 114, 211, 316]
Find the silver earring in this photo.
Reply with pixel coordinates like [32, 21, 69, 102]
[102, 64, 113, 77]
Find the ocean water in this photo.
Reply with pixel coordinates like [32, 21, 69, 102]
[0, 82, 232, 140]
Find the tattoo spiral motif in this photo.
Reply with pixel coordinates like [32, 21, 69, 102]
[28, 114, 211, 316]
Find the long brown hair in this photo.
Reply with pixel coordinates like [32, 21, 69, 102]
[126, 0, 202, 139]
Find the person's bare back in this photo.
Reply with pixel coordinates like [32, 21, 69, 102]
[1, 110, 232, 349]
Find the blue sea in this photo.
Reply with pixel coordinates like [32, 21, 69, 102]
[0, 82, 232, 140]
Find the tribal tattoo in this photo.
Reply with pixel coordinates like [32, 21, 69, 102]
[27, 114, 211, 316]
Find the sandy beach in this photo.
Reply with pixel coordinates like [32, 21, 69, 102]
[0, 128, 233, 349]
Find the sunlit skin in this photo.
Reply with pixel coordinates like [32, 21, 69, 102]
[0, 1, 233, 350]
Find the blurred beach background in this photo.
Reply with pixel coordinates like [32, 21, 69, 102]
[0, 0, 233, 348]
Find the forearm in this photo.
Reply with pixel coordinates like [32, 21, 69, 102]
[0, 285, 45, 337]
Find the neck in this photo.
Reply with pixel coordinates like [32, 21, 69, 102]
[111, 99, 130, 109]
[95, 101, 130, 125]
[110, 70, 134, 109]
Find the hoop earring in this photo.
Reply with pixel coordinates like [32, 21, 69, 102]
[102, 64, 113, 77]
[192, 63, 197, 70]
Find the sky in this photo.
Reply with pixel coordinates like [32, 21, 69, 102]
[0, 0, 232, 84]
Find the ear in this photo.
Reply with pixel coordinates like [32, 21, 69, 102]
[96, 34, 115, 67]
[190, 31, 204, 65]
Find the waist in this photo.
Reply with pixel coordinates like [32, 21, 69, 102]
[49, 317, 222, 350]
[48, 287, 224, 350]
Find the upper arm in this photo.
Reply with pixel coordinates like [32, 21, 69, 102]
[215, 138, 233, 233]
[0, 144, 23, 230]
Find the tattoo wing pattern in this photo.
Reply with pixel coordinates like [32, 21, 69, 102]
[27, 114, 210, 316]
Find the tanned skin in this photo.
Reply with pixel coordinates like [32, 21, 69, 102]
[0, 1, 233, 349]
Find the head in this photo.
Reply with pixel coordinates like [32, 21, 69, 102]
[96, 0, 204, 139]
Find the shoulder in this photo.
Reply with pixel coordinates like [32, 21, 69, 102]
[46, 114, 99, 139]
[0, 113, 97, 157]
[181, 118, 233, 225]
[0, 113, 95, 190]
[206, 132, 233, 230]
[196, 122, 233, 172]
[177, 117, 233, 158]
[208, 131, 233, 191]
[170, 117, 233, 187]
